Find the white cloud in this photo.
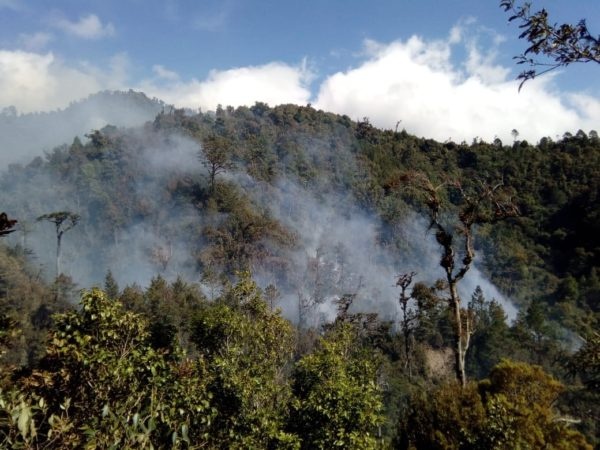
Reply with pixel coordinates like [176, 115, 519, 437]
[18, 32, 53, 51]
[0, 49, 310, 114]
[139, 62, 312, 111]
[0, 50, 126, 112]
[314, 27, 600, 143]
[568, 93, 600, 123]
[152, 64, 180, 82]
[52, 14, 115, 40]
[2, 21, 599, 142]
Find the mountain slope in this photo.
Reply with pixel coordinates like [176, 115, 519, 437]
[0, 90, 167, 169]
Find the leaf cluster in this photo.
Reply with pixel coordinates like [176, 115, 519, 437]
[501, 0, 600, 88]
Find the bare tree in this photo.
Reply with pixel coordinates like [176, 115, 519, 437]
[37, 211, 80, 277]
[151, 242, 173, 273]
[402, 172, 518, 386]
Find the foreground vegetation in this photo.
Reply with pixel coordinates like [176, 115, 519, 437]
[0, 283, 593, 449]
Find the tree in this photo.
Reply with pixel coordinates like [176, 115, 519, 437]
[5, 289, 214, 448]
[400, 360, 592, 449]
[103, 269, 119, 299]
[190, 272, 298, 448]
[479, 360, 592, 449]
[501, 1, 600, 88]
[466, 288, 511, 378]
[85, 129, 111, 149]
[289, 323, 384, 449]
[401, 172, 518, 386]
[37, 212, 80, 277]
[199, 134, 234, 192]
[397, 272, 418, 377]
[0, 308, 17, 370]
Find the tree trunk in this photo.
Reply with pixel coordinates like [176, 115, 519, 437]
[56, 232, 62, 277]
[449, 280, 467, 387]
[403, 322, 412, 378]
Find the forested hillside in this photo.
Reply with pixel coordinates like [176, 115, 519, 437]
[0, 90, 166, 169]
[0, 97, 598, 448]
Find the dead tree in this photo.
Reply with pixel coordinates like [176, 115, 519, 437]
[401, 172, 518, 386]
[397, 271, 417, 377]
[151, 242, 173, 273]
[37, 211, 80, 277]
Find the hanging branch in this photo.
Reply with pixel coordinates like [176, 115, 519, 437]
[501, 0, 600, 89]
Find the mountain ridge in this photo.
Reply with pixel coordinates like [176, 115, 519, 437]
[0, 89, 168, 168]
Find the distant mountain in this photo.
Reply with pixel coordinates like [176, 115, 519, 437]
[0, 90, 168, 169]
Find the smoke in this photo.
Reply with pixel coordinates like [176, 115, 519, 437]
[459, 265, 517, 321]
[89, 132, 206, 287]
[1, 130, 206, 289]
[0, 90, 164, 169]
[232, 174, 518, 326]
[0, 110, 517, 328]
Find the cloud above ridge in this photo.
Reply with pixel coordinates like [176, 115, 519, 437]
[314, 27, 600, 143]
[0, 50, 126, 113]
[139, 61, 312, 111]
[51, 14, 116, 40]
[1, 20, 599, 143]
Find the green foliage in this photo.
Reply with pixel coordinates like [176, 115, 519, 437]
[400, 360, 592, 449]
[11, 288, 214, 448]
[0, 387, 47, 449]
[479, 360, 591, 449]
[0, 312, 17, 377]
[466, 290, 512, 379]
[289, 323, 385, 449]
[104, 269, 120, 299]
[399, 381, 486, 449]
[0, 244, 65, 368]
[191, 272, 298, 448]
[200, 196, 295, 275]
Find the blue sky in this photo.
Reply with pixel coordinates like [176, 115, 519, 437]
[1, 0, 599, 142]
